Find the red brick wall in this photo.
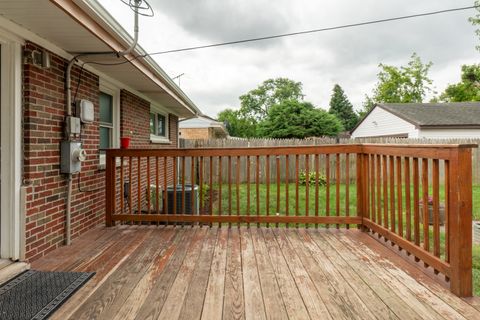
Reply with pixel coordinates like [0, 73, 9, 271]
[23, 41, 180, 262]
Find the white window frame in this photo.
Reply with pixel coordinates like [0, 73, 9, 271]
[99, 79, 120, 167]
[150, 104, 171, 144]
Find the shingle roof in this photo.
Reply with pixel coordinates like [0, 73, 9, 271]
[378, 102, 480, 128]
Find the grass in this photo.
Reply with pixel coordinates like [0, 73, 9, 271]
[205, 183, 480, 295]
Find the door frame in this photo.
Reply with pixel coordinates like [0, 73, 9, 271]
[0, 30, 24, 261]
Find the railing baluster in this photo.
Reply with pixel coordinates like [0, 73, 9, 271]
[173, 156, 178, 225]
[181, 156, 186, 216]
[218, 156, 222, 228]
[389, 156, 395, 234]
[382, 155, 388, 230]
[129, 157, 133, 221]
[445, 160, 450, 263]
[336, 153, 340, 229]
[228, 156, 232, 228]
[306, 154, 310, 229]
[396, 156, 403, 238]
[266, 155, 270, 228]
[209, 156, 213, 226]
[236, 156, 240, 228]
[422, 158, 429, 261]
[433, 158, 440, 260]
[198, 157, 203, 216]
[295, 154, 299, 228]
[247, 156, 251, 228]
[364, 154, 370, 224]
[137, 156, 141, 222]
[256, 155, 260, 228]
[191, 156, 195, 220]
[285, 155, 289, 228]
[346, 153, 350, 229]
[370, 154, 375, 224]
[156, 157, 160, 226]
[120, 156, 124, 215]
[147, 157, 151, 218]
[404, 157, 411, 242]
[315, 153, 320, 229]
[376, 154, 381, 226]
[413, 158, 420, 250]
[105, 153, 115, 227]
[326, 154, 330, 228]
[276, 155, 281, 228]
[164, 157, 168, 220]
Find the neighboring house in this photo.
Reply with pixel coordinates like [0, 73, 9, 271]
[0, 0, 201, 262]
[179, 115, 229, 139]
[351, 102, 480, 139]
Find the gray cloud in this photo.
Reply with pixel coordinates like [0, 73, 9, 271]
[103, 0, 479, 116]
[148, 0, 290, 42]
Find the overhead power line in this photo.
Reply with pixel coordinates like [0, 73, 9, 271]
[83, 4, 478, 67]
[148, 5, 478, 55]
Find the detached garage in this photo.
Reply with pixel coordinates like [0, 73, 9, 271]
[351, 102, 480, 139]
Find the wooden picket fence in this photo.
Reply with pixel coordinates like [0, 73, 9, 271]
[180, 137, 480, 184]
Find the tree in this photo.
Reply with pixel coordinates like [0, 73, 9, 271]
[239, 78, 304, 121]
[362, 53, 434, 113]
[328, 84, 358, 131]
[439, 64, 480, 102]
[469, 1, 480, 51]
[217, 108, 257, 138]
[258, 100, 343, 138]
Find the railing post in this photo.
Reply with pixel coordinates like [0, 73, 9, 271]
[448, 147, 472, 297]
[356, 152, 365, 229]
[105, 150, 116, 227]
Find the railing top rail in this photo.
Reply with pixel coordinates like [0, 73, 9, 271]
[104, 143, 476, 159]
[359, 143, 478, 149]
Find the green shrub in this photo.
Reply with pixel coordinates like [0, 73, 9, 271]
[299, 170, 327, 186]
[200, 183, 210, 205]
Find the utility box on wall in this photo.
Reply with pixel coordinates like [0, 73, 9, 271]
[61, 141, 86, 174]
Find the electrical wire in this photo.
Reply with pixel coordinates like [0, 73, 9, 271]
[74, 4, 479, 65]
[146, 5, 478, 55]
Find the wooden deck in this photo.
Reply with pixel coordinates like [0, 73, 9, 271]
[32, 226, 480, 320]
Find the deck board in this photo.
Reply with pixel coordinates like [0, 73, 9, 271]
[30, 225, 480, 320]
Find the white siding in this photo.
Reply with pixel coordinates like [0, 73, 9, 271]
[351, 107, 418, 138]
[418, 128, 480, 139]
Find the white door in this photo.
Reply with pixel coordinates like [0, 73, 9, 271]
[0, 33, 23, 260]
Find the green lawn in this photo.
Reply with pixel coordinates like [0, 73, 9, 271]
[206, 183, 480, 295]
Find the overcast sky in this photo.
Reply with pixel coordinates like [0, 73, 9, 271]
[100, 0, 479, 117]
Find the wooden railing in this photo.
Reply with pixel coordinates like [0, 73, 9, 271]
[105, 144, 475, 297]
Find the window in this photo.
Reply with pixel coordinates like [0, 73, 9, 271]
[99, 92, 113, 152]
[98, 79, 119, 167]
[150, 108, 170, 143]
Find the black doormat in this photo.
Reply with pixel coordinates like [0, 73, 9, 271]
[0, 270, 94, 320]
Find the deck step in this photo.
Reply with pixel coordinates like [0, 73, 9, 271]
[0, 261, 30, 285]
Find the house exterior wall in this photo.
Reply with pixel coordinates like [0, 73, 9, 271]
[418, 128, 480, 139]
[22, 41, 179, 262]
[351, 107, 419, 138]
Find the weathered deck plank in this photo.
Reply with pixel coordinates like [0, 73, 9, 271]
[251, 228, 288, 320]
[240, 227, 267, 320]
[29, 226, 480, 320]
[158, 228, 208, 320]
[301, 229, 378, 320]
[201, 228, 229, 320]
[262, 228, 311, 320]
[178, 227, 219, 320]
[273, 228, 332, 319]
[223, 228, 245, 320]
